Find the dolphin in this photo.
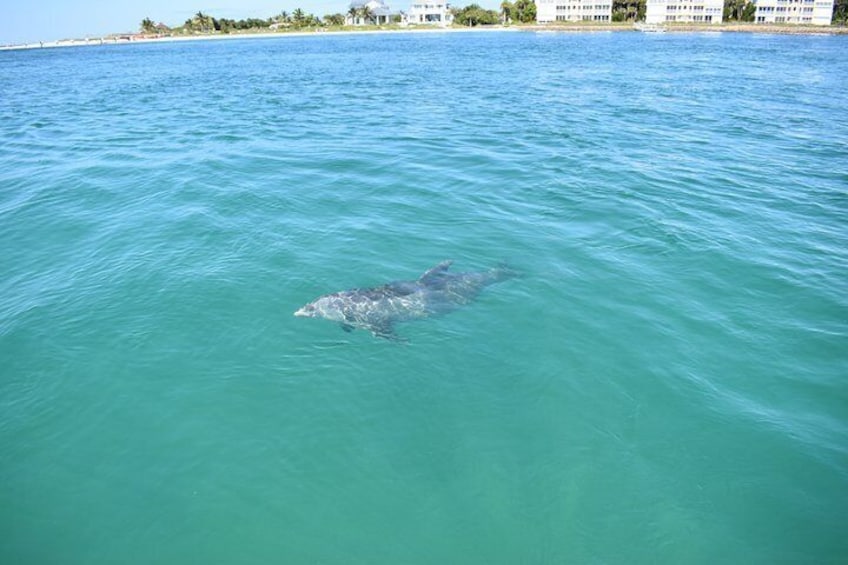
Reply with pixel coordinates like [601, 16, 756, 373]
[294, 260, 514, 340]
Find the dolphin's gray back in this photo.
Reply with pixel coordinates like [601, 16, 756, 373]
[361, 262, 514, 316]
[420, 265, 514, 310]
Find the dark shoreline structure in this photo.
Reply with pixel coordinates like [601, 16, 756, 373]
[2, 22, 847, 51]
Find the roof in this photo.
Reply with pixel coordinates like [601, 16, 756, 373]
[349, 0, 392, 11]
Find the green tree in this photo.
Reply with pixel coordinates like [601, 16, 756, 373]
[835, 0, 848, 23]
[359, 5, 375, 23]
[191, 11, 213, 31]
[454, 4, 500, 25]
[723, 0, 755, 21]
[500, 0, 514, 22]
[612, 0, 646, 21]
[513, 0, 537, 22]
[140, 17, 156, 33]
[723, 0, 737, 20]
[292, 8, 306, 26]
[325, 13, 346, 25]
[217, 18, 234, 32]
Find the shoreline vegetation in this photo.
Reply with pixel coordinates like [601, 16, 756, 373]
[3, 20, 847, 52]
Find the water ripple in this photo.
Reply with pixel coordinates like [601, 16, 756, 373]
[1, 31, 847, 563]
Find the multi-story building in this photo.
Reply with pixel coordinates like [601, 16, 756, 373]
[644, 0, 724, 23]
[536, 0, 612, 23]
[403, 2, 454, 25]
[754, 0, 833, 24]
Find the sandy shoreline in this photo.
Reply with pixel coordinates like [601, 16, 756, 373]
[0, 27, 514, 51]
[2, 22, 846, 51]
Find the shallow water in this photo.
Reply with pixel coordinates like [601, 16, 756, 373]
[1, 31, 847, 563]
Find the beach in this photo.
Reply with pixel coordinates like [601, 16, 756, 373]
[1, 26, 513, 51]
[2, 21, 846, 51]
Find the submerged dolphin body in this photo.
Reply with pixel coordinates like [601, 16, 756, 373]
[294, 261, 513, 340]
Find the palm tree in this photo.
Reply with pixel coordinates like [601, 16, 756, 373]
[325, 13, 346, 25]
[140, 17, 156, 33]
[834, 0, 848, 23]
[723, 0, 738, 20]
[722, 0, 756, 20]
[292, 8, 306, 26]
[500, 1, 514, 23]
[613, 0, 644, 21]
[512, 0, 537, 22]
[360, 5, 374, 24]
[193, 11, 215, 31]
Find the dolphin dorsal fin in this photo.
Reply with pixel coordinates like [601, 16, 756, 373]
[419, 260, 453, 286]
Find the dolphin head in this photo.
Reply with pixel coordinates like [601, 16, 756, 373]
[294, 302, 318, 317]
[294, 294, 347, 323]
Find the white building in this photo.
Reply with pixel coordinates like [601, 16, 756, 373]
[644, 0, 724, 23]
[754, 0, 833, 24]
[536, 0, 612, 22]
[403, 2, 454, 25]
[346, 0, 394, 25]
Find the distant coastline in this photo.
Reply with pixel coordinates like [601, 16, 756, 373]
[0, 27, 510, 52]
[2, 22, 846, 52]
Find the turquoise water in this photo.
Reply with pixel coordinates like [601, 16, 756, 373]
[1, 30, 847, 563]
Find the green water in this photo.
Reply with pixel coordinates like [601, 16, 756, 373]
[1, 32, 846, 563]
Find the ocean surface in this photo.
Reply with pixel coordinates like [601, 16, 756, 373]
[1, 30, 846, 563]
